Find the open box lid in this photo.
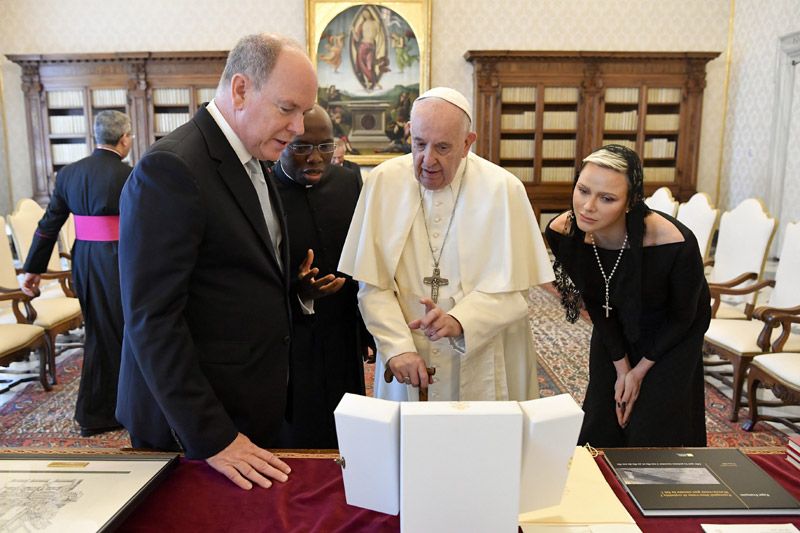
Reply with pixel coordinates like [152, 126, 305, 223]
[334, 393, 400, 515]
[518, 393, 585, 513]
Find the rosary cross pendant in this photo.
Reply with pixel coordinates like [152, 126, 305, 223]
[602, 302, 612, 318]
[423, 267, 449, 304]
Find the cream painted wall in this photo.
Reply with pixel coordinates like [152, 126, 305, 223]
[721, 0, 800, 256]
[0, 0, 734, 217]
[0, 0, 307, 215]
[783, 58, 800, 235]
[431, 0, 729, 208]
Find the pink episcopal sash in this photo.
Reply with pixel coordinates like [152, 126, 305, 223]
[73, 215, 120, 241]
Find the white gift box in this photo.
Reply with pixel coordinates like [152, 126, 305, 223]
[518, 394, 585, 512]
[334, 394, 584, 530]
[401, 401, 523, 533]
[333, 393, 401, 515]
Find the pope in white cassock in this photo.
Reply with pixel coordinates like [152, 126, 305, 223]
[338, 87, 554, 402]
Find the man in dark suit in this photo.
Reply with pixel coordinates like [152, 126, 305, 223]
[117, 34, 318, 490]
[21, 110, 132, 437]
[272, 105, 371, 449]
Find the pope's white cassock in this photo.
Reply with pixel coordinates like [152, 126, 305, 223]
[338, 151, 554, 401]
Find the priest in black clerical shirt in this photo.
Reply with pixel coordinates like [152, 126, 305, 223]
[272, 104, 372, 449]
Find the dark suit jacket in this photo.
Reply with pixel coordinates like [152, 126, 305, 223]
[117, 107, 292, 459]
[341, 159, 361, 180]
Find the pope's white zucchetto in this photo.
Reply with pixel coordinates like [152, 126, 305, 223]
[415, 87, 473, 124]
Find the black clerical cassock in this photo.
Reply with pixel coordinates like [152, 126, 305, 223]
[272, 163, 372, 449]
[24, 148, 130, 433]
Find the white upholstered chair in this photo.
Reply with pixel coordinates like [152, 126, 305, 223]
[0, 216, 53, 392]
[644, 186, 679, 216]
[0, 215, 82, 385]
[706, 198, 776, 320]
[704, 221, 800, 422]
[676, 192, 719, 261]
[8, 199, 60, 270]
[7, 198, 75, 297]
[745, 314, 800, 433]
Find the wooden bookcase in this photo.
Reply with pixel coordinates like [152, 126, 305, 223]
[7, 52, 227, 203]
[464, 51, 719, 219]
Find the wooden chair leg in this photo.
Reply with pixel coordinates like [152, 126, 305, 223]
[47, 332, 58, 385]
[742, 369, 761, 432]
[729, 357, 749, 422]
[38, 342, 52, 392]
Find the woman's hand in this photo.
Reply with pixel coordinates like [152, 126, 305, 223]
[612, 357, 632, 427]
[618, 358, 655, 427]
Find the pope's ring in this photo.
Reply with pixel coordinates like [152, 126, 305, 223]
[403, 377, 412, 384]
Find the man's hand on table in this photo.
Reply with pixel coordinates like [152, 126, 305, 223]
[206, 433, 291, 490]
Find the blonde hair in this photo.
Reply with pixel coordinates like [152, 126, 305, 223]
[582, 147, 628, 173]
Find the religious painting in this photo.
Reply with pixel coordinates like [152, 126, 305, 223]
[306, 0, 431, 165]
[0, 450, 177, 532]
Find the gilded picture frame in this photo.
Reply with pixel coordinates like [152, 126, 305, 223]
[306, 0, 431, 165]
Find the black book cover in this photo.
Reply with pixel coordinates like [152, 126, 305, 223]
[604, 448, 800, 516]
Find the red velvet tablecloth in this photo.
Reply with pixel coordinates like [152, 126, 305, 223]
[119, 451, 800, 532]
[118, 452, 398, 533]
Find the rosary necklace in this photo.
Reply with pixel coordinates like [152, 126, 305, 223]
[589, 232, 628, 318]
[419, 182, 463, 303]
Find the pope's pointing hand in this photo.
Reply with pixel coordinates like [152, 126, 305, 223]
[408, 298, 463, 341]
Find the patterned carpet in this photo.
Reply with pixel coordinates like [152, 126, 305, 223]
[0, 286, 788, 449]
[0, 349, 130, 448]
[529, 285, 789, 448]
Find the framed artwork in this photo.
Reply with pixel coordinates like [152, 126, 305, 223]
[0, 450, 178, 532]
[306, 0, 431, 165]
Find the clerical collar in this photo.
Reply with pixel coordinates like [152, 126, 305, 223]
[274, 161, 315, 189]
[97, 146, 124, 158]
[206, 98, 252, 166]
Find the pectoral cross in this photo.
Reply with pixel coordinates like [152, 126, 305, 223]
[602, 302, 612, 318]
[423, 267, 449, 304]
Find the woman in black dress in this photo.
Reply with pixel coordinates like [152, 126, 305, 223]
[546, 144, 709, 447]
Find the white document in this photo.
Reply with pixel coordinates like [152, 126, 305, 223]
[334, 393, 401, 515]
[521, 525, 642, 533]
[519, 394, 585, 512]
[401, 401, 523, 533]
[701, 525, 800, 533]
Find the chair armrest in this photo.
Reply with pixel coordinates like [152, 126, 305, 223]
[753, 304, 800, 321]
[0, 286, 25, 299]
[774, 314, 800, 352]
[754, 312, 785, 352]
[59, 252, 72, 261]
[40, 269, 72, 280]
[0, 287, 38, 324]
[707, 271, 758, 288]
[708, 279, 774, 297]
[40, 269, 76, 298]
[708, 279, 774, 319]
